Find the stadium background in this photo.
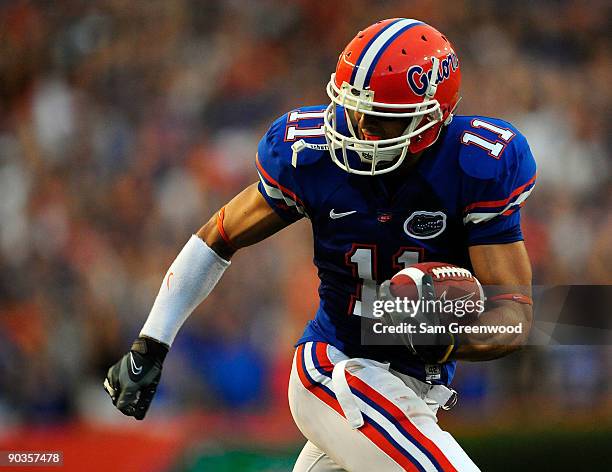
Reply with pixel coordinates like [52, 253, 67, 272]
[0, 0, 610, 470]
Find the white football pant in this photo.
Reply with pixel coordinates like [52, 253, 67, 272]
[289, 342, 480, 472]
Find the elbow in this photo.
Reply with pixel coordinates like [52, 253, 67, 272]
[197, 218, 236, 261]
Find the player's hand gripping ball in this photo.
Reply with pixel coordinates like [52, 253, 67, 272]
[388, 262, 485, 323]
[379, 262, 484, 363]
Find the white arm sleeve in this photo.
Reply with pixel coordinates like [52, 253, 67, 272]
[140, 235, 230, 346]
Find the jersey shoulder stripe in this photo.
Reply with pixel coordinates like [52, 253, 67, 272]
[462, 171, 537, 225]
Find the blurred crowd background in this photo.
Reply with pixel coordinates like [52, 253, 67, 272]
[0, 0, 610, 457]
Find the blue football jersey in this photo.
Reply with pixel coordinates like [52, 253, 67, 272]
[256, 105, 537, 385]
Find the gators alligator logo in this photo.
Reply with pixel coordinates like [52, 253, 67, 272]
[404, 211, 447, 239]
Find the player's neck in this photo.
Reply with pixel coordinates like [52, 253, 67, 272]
[373, 150, 425, 201]
[394, 150, 425, 177]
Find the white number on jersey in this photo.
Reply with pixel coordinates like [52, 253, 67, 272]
[285, 110, 325, 141]
[461, 119, 515, 159]
[347, 246, 422, 318]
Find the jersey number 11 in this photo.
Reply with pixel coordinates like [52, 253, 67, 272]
[347, 246, 422, 318]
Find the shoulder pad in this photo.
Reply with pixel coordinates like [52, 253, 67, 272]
[449, 116, 529, 181]
[260, 106, 329, 168]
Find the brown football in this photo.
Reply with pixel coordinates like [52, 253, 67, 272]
[389, 262, 485, 320]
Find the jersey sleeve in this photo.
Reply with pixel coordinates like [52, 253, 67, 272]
[461, 130, 537, 245]
[255, 114, 306, 222]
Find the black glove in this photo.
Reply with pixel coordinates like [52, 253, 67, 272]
[379, 274, 458, 364]
[104, 337, 168, 420]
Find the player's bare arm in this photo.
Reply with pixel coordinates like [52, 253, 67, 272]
[454, 241, 533, 361]
[197, 180, 291, 260]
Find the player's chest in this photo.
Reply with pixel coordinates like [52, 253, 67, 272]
[312, 175, 462, 246]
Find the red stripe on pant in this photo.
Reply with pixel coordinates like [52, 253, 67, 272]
[316, 343, 457, 472]
[295, 344, 343, 416]
[295, 343, 424, 472]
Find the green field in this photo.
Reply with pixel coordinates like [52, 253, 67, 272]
[178, 428, 612, 472]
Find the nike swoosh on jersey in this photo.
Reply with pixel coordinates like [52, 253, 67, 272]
[130, 353, 143, 375]
[329, 209, 357, 219]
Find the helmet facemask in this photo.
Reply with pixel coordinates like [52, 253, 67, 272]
[324, 59, 444, 176]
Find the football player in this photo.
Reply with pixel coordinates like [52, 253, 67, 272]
[105, 19, 535, 471]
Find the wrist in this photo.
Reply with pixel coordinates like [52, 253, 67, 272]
[131, 336, 169, 364]
[414, 332, 458, 364]
[436, 332, 459, 363]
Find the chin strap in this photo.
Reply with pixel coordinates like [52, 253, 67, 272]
[444, 97, 462, 125]
[291, 140, 306, 167]
[409, 56, 458, 154]
[400, 56, 444, 155]
[291, 140, 330, 167]
[426, 57, 441, 99]
[413, 56, 443, 131]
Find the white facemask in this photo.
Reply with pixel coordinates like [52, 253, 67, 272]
[323, 57, 444, 175]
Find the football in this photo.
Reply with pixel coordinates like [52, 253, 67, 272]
[389, 262, 485, 319]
